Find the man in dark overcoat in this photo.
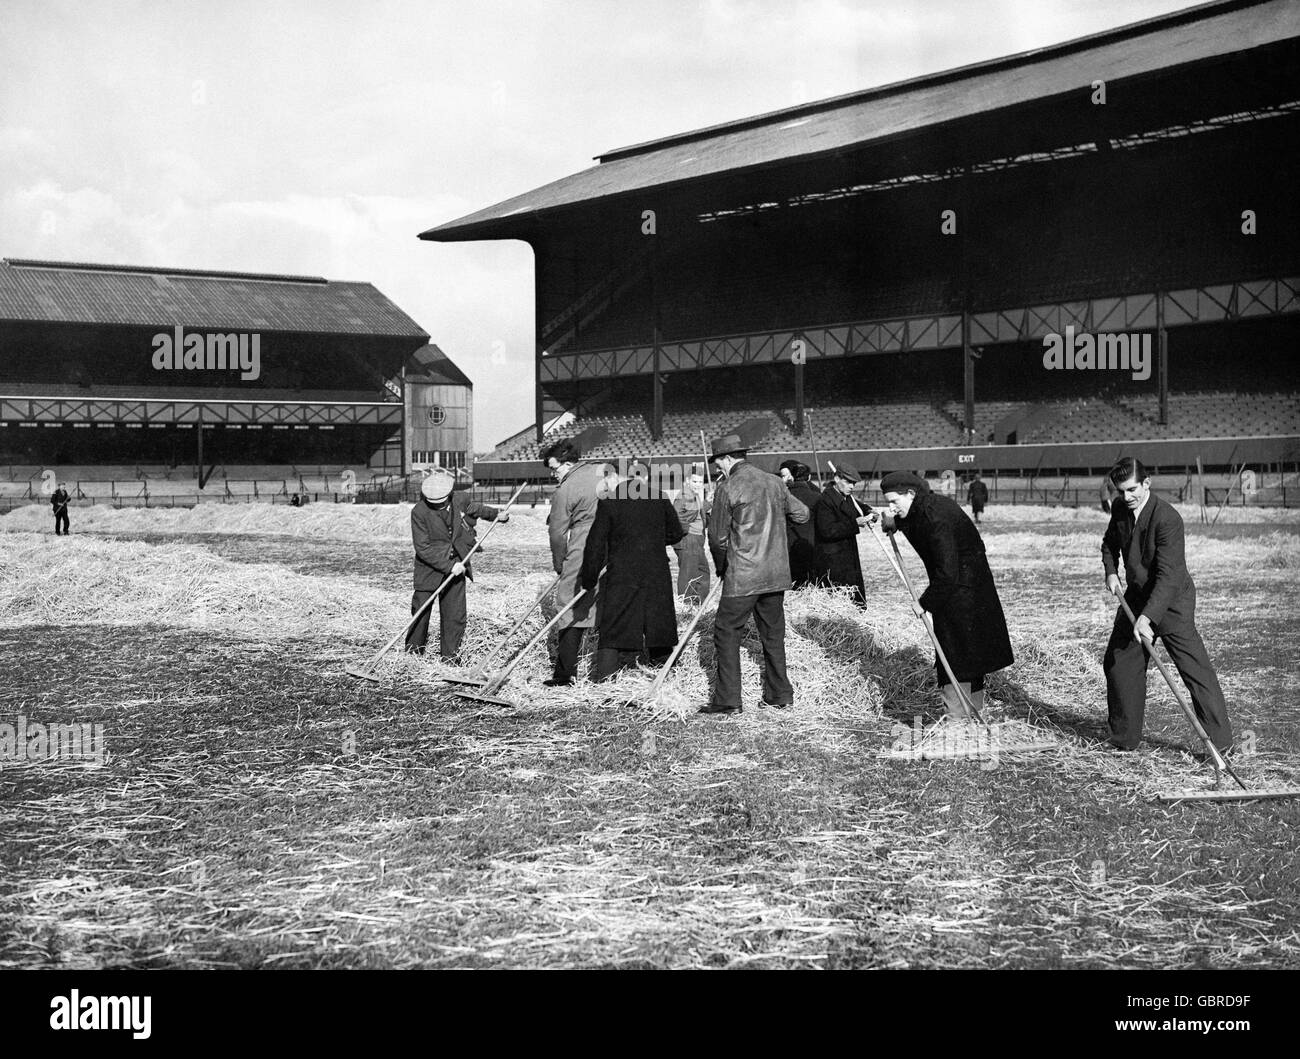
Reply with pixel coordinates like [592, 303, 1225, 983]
[703, 435, 810, 714]
[1100, 456, 1233, 753]
[405, 469, 505, 661]
[966, 475, 989, 524]
[881, 470, 1013, 721]
[813, 466, 870, 606]
[779, 460, 821, 588]
[51, 484, 71, 535]
[580, 476, 685, 682]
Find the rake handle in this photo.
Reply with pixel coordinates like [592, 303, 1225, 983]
[360, 480, 528, 672]
[479, 565, 607, 696]
[466, 575, 559, 678]
[868, 522, 988, 730]
[642, 579, 724, 704]
[1112, 589, 1246, 789]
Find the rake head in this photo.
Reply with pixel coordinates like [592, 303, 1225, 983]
[344, 664, 381, 683]
[439, 675, 489, 687]
[1157, 785, 1300, 804]
[452, 688, 517, 707]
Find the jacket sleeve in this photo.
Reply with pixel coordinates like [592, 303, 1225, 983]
[412, 507, 456, 576]
[548, 487, 570, 575]
[467, 500, 499, 522]
[785, 489, 810, 525]
[663, 499, 686, 546]
[1100, 516, 1122, 578]
[707, 481, 730, 575]
[1141, 506, 1186, 625]
[580, 501, 610, 592]
[916, 515, 960, 612]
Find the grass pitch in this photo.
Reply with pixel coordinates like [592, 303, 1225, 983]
[1, 503, 1298, 968]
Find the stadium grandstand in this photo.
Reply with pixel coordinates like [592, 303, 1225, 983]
[0, 258, 470, 507]
[422, 0, 1300, 505]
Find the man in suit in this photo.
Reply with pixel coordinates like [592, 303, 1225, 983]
[813, 465, 870, 606]
[779, 460, 821, 588]
[1101, 456, 1233, 753]
[406, 468, 506, 661]
[671, 465, 711, 604]
[703, 435, 810, 715]
[542, 439, 606, 686]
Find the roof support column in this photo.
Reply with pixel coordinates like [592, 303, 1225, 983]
[1157, 290, 1168, 426]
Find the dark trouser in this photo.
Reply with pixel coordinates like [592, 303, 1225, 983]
[675, 533, 710, 603]
[936, 664, 984, 692]
[54, 511, 69, 534]
[593, 645, 672, 683]
[711, 591, 792, 708]
[554, 626, 587, 682]
[404, 577, 468, 660]
[971, 503, 984, 523]
[789, 539, 817, 588]
[1104, 606, 1233, 752]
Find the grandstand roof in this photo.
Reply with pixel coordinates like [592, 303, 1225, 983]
[0, 258, 430, 338]
[420, 0, 1299, 242]
[406, 343, 473, 388]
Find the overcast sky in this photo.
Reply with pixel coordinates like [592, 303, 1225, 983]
[1, 0, 1195, 450]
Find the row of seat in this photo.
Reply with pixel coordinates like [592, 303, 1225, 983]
[491, 389, 1299, 461]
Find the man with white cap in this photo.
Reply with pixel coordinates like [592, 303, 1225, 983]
[406, 468, 507, 661]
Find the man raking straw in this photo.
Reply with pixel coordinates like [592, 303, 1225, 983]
[880, 470, 1014, 724]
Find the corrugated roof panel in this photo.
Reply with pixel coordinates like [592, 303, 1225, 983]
[421, 0, 1299, 240]
[0, 259, 429, 338]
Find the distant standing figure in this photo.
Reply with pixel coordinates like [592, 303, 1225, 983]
[967, 475, 989, 524]
[51, 485, 71, 535]
[671, 466, 712, 604]
[779, 460, 821, 588]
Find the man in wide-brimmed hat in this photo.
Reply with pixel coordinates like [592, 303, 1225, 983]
[406, 468, 507, 661]
[813, 464, 870, 606]
[778, 460, 820, 588]
[703, 435, 810, 715]
[880, 469, 1012, 722]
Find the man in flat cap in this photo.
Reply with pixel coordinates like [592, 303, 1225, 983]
[672, 463, 712, 604]
[778, 460, 821, 589]
[406, 468, 507, 661]
[1100, 456, 1233, 753]
[541, 438, 606, 686]
[703, 435, 810, 714]
[881, 469, 1012, 722]
[813, 464, 870, 606]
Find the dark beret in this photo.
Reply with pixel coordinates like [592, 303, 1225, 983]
[880, 471, 929, 494]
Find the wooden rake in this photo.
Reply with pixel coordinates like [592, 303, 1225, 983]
[440, 576, 560, 687]
[454, 567, 607, 708]
[344, 480, 528, 683]
[633, 579, 724, 710]
[1112, 589, 1299, 803]
[861, 516, 990, 732]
